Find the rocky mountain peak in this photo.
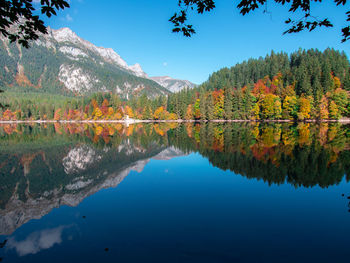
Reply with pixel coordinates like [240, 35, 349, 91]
[150, 76, 197, 93]
[50, 27, 146, 77]
[129, 63, 148, 78]
[52, 27, 80, 43]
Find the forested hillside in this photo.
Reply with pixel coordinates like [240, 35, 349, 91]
[0, 48, 349, 121]
[202, 49, 350, 94]
[167, 48, 350, 120]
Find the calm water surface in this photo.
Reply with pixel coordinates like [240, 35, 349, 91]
[0, 122, 350, 262]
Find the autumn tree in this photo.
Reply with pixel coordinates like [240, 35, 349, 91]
[125, 105, 134, 118]
[185, 104, 194, 120]
[261, 94, 281, 119]
[212, 89, 224, 119]
[298, 96, 311, 120]
[318, 95, 329, 119]
[193, 98, 201, 120]
[154, 106, 168, 120]
[282, 95, 298, 120]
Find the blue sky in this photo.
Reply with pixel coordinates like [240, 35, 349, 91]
[41, 0, 350, 84]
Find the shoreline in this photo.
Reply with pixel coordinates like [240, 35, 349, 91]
[0, 119, 349, 124]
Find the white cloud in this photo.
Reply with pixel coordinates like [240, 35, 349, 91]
[65, 14, 73, 22]
[7, 226, 67, 256]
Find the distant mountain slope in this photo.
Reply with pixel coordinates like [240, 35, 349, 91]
[150, 76, 196, 93]
[0, 27, 169, 98]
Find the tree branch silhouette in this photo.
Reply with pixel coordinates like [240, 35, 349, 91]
[170, 0, 350, 42]
[0, 0, 70, 48]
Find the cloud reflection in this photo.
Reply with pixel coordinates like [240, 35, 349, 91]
[7, 226, 67, 256]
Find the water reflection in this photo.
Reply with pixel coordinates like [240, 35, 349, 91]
[7, 226, 68, 256]
[0, 122, 349, 236]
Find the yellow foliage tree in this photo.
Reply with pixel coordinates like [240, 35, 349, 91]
[93, 107, 103, 120]
[297, 123, 311, 146]
[251, 102, 260, 120]
[168, 113, 179, 120]
[332, 75, 341, 91]
[114, 112, 122, 120]
[154, 106, 167, 120]
[298, 96, 311, 120]
[125, 105, 134, 118]
[95, 126, 103, 136]
[261, 94, 281, 119]
[107, 107, 114, 119]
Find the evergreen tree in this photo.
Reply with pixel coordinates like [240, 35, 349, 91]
[224, 87, 233, 120]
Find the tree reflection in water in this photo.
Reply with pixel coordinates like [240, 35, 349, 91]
[0, 122, 350, 235]
[0, 122, 349, 189]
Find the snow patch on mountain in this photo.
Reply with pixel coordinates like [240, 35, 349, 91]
[59, 46, 88, 58]
[66, 179, 93, 190]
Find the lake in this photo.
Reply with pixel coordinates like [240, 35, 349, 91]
[0, 122, 350, 262]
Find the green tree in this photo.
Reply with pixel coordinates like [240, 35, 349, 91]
[332, 88, 348, 116]
[199, 91, 208, 120]
[224, 88, 233, 120]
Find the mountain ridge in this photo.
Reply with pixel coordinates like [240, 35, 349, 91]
[0, 27, 171, 98]
[150, 76, 196, 92]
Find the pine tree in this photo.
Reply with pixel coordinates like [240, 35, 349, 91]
[321, 62, 333, 93]
[224, 87, 233, 120]
[243, 87, 254, 119]
[207, 93, 215, 120]
[199, 91, 207, 120]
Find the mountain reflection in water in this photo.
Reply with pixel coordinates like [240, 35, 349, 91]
[0, 122, 350, 262]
